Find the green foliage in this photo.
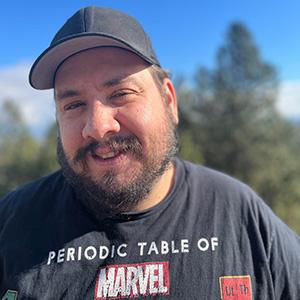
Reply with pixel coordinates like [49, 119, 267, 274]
[176, 77, 204, 164]
[0, 22, 299, 234]
[0, 100, 58, 196]
[178, 122, 204, 165]
[176, 22, 300, 233]
[35, 123, 59, 175]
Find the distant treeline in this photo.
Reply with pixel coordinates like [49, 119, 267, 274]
[1, 22, 299, 234]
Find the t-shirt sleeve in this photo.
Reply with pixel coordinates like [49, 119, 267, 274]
[188, 162, 300, 298]
[251, 194, 300, 299]
[268, 215, 300, 299]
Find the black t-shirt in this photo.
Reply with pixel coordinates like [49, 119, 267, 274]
[0, 158, 299, 299]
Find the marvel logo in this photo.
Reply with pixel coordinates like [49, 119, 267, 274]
[95, 261, 170, 299]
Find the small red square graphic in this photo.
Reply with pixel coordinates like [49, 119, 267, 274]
[219, 275, 252, 300]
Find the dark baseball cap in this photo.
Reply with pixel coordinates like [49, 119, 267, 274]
[29, 6, 161, 90]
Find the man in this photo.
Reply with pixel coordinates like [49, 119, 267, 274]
[0, 6, 299, 300]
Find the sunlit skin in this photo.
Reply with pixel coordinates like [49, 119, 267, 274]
[54, 47, 179, 211]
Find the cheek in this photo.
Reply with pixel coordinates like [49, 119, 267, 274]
[120, 102, 166, 144]
[58, 119, 84, 155]
[121, 104, 155, 134]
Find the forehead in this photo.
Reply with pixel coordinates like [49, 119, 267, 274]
[54, 47, 152, 89]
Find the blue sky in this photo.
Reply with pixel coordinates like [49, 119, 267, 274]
[0, 0, 300, 134]
[1, 0, 300, 80]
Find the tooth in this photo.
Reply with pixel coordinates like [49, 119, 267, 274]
[100, 152, 115, 159]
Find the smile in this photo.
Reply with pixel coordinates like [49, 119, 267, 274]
[98, 151, 117, 160]
[91, 149, 124, 164]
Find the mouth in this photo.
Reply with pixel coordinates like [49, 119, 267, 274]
[91, 149, 124, 163]
[74, 135, 143, 165]
[97, 151, 117, 160]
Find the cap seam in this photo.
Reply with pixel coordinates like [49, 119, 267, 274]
[83, 8, 87, 32]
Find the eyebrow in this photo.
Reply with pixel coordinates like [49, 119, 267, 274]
[55, 89, 80, 102]
[56, 73, 141, 101]
[102, 73, 140, 88]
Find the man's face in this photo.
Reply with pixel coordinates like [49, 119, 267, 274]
[54, 47, 178, 218]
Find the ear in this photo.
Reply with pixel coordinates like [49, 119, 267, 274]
[162, 78, 179, 124]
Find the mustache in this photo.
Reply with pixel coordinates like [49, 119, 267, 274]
[74, 135, 143, 163]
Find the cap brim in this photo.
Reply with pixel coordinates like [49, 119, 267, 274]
[29, 34, 155, 90]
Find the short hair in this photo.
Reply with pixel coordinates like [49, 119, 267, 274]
[149, 65, 171, 94]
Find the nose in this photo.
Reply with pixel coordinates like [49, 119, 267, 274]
[82, 101, 121, 140]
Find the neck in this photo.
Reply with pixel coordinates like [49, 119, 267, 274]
[133, 162, 176, 212]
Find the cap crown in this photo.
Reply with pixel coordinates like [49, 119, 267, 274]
[29, 6, 160, 90]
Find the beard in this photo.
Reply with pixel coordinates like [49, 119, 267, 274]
[57, 110, 178, 221]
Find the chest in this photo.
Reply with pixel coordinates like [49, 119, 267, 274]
[1, 216, 273, 300]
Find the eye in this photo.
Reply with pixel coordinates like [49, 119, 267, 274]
[111, 90, 133, 98]
[64, 101, 85, 111]
[109, 89, 138, 106]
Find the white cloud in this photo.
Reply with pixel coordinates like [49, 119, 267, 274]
[277, 81, 300, 119]
[0, 61, 55, 136]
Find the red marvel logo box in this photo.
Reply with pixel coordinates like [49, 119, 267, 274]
[95, 261, 170, 299]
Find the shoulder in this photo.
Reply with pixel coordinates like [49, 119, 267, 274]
[180, 159, 300, 295]
[179, 159, 297, 235]
[180, 158, 300, 240]
[180, 159, 256, 201]
[0, 170, 64, 202]
[0, 170, 66, 225]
